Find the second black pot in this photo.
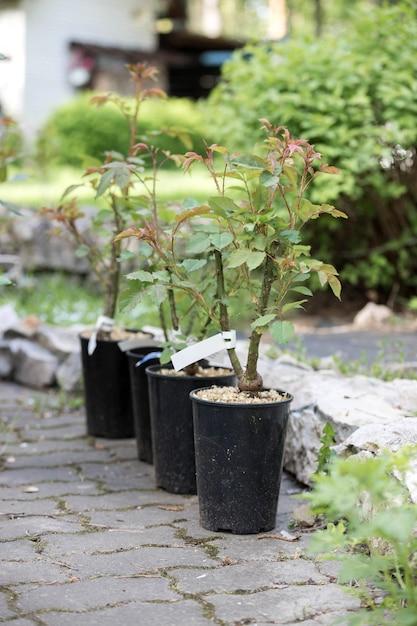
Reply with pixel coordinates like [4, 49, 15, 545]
[127, 348, 161, 464]
[191, 388, 293, 534]
[80, 334, 134, 438]
[146, 365, 236, 494]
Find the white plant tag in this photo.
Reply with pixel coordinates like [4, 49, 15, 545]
[88, 315, 115, 356]
[171, 331, 236, 372]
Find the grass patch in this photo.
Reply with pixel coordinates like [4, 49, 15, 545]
[0, 272, 161, 327]
[0, 166, 213, 208]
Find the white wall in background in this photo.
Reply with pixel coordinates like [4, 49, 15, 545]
[0, 5, 26, 120]
[19, 0, 155, 138]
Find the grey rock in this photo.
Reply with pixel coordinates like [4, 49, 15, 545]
[36, 325, 81, 359]
[56, 352, 82, 391]
[4, 315, 42, 339]
[8, 211, 91, 274]
[0, 342, 13, 377]
[335, 418, 417, 456]
[334, 418, 417, 503]
[10, 339, 58, 388]
[353, 302, 392, 328]
[0, 303, 19, 336]
[264, 361, 417, 485]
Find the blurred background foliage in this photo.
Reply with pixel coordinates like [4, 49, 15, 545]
[2, 0, 417, 320]
[204, 1, 417, 301]
[37, 95, 209, 168]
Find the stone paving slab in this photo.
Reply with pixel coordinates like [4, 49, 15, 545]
[0, 382, 360, 625]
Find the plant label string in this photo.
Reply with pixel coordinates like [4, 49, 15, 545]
[87, 315, 115, 355]
[171, 331, 236, 372]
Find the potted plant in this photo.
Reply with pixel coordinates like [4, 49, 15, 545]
[179, 121, 346, 533]
[115, 187, 238, 493]
[42, 63, 168, 438]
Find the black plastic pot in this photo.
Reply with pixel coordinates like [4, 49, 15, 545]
[191, 388, 293, 534]
[146, 365, 236, 494]
[127, 348, 161, 464]
[79, 331, 152, 439]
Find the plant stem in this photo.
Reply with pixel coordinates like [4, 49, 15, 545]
[104, 194, 123, 319]
[167, 269, 179, 331]
[214, 250, 243, 378]
[159, 303, 169, 342]
[244, 247, 276, 390]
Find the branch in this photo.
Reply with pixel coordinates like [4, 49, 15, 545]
[214, 250, 243, 377]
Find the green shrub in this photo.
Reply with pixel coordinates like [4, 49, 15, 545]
[38, 94, 209, 167]
[307, 448, 417, 625]
[204, 1, 417, 298]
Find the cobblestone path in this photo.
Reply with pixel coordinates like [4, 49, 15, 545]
[0, 382, 359, 625]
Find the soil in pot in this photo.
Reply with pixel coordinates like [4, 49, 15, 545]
[146, 365, 236, 495]
[127, 348, 161, 463]
[80, 329, 152, 439]
[191, 385, 293, 534]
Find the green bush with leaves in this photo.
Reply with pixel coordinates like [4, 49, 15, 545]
[307, 448, 417, 625]
[38, 93, 208, 168]
[204, 1, 417, 299]
[118, 121, 346, 390]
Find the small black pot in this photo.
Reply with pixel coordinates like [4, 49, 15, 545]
[191, 388, 293, 534]
[127, 348, 161, 464]
[79, 331, 152, 439]
[146, 365, 236, 494]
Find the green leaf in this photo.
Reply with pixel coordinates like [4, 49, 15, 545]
[209, 232, 233, 250]
[61, 184, 84, 201]
[291, 285, 313, 296]
[227, 248, 251, 268]
[95, 169, 114, 198]
[270, 320, 295, 344]
[281, 229, 301, 244]
[186, 233, 212, 255]
[260, 171, 279, 187]
[182, 197, 201, 210]
[113, 164, 131, 190]
[180, 258, 207, 272]
[208, 196, 241, 215]
[231, 154, 265, 170]
[152, 284, 167, 305]
[74, 244, 89, 258]
[118, 250, 135, 261]
[0, 274, 12, 286]
[159, 347, 173, 364]
[251, 313, 276, 330]
[246, 250, 266, 270]
[282, 299, 307, 313]
[126, 270, 154, 282]
[328, 275, 342, 299]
